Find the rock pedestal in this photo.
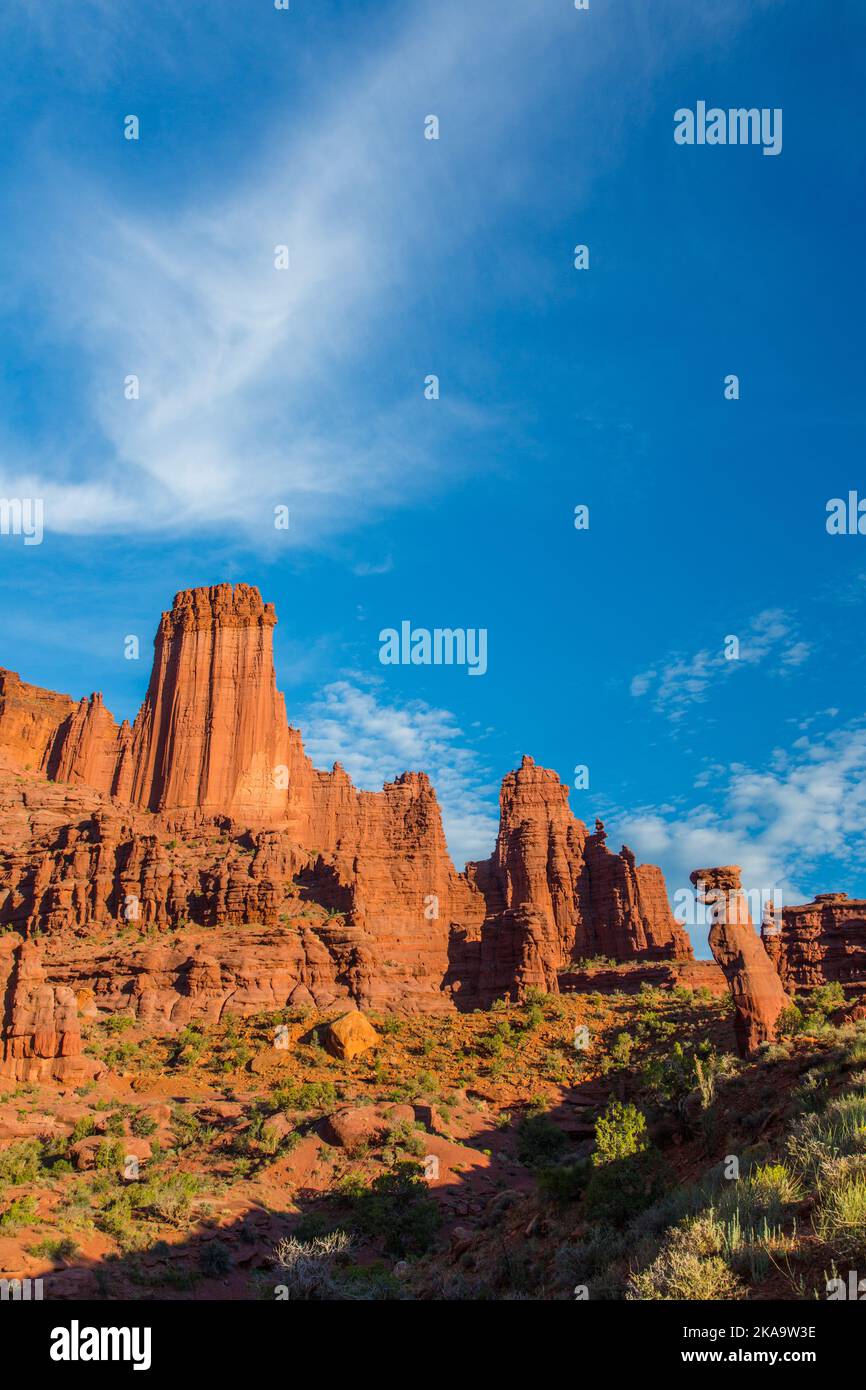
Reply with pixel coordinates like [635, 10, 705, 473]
[690, 866, 790, 1056]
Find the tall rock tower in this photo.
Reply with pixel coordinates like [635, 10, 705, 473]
[129, 584, 291, 822]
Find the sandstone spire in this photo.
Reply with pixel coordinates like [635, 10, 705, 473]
[691, 865, 789, 1055]
[0, 584, 694, 1009]
[129, 584, 291, 821]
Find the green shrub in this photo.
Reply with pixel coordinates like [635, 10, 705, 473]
[814, 1171, 866, 1257]
[516, 1112, 568, 1169]
[136, 1171, 203, 1226]
[94, 1140, 126, 1171]
[0, 1194, 38, 1232]
[584, 1100, 664, 1224]
[812, 983, 847, 1014]
[271, 1080, 337, 1113]
[0, 1140, 43, 1186]
[28, 1236, 79, 1261]
[131, 1111, 158, 1138]
[345, 1163, 440, 1257]
[601, 1031, 634, 1073]
[198, 1239, 232, 1278]
[593, 1101, 648, 1166]
[537, 1161, 590, 1203]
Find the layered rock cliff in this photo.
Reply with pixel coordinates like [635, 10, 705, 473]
[0, 937, 102, 1083]
[762, 892, 866, 994]
[0, 583, 693, 1015]
[0, 669, 74, 769]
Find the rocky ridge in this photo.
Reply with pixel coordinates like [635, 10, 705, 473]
[0, 583, 692, 1018]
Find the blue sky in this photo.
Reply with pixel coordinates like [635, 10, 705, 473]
[1, 0, 865, 954]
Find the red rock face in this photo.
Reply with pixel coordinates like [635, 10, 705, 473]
[45, 692, 132, 797]
[456, 763, 693, 1001]
[40, 584, 291, 823]
[129, 584, 291, 821]
[691, 866, 790, 1056]
[0, 669, 74, 770]
[0, 937, 102, 1083]
[762, 893, 866, 994]
[0, 584, 693, 1014]
[581, 821, 692, 961]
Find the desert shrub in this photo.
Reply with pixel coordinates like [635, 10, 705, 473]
[584, 1155, 666, 1226]
[198, 1239, 232, 1278]
[537, 1161, 590, 1203]
[732, 1162, 801, 1219]
[0, 1194, 38, 1232]
[273, 1230, 353, 1299]
[130, 1111, 158, 1138]
[642, 1040, 731, 1113]
[477, 1018, 517, 1057]
[780, 984, 847, 1039]
[136, 1171, 203, 1226]
[0, 1140, 44, 1187]
[812, 983, 848, 1014]
[584, 1101, 664, 1224]
[171, 1024, 207, 1066]
[271, 1080, 337, 1113]
[814, 1167, 866, 1258]
[94, 1139, 125, 1171]
[382, 1120, 425, 1164]
[593, 1100, 648, 1166]
[516, 1112, 568, 1169]
[628, 1179, 710, 1241]
[600, 1031, 634, 1074]
[841, 1037, 866, 1070]
[338, 1261, 404, 1300]
[521, 1003, 545, 1032]
[554, 1225, 629, 1289]
[28, 1235, 79, 1261]
[627, 1214, 745, 1301]
[789, 1067, 833, 1116]
[69, 1117, 98, 1145]
[787, 1090, 866, 1179]
[170, 1107, 212, 1150]
[710, 1162, 801, 1279]
[344, 1163, 440, 1257]
[93, 1190, 136, 1245]
[104, 1015, 135, 1034]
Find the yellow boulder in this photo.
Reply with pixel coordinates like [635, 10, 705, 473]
[323, 1009, 380, 1061]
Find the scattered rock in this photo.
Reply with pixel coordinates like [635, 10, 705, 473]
[324, 1105, 388, 1150]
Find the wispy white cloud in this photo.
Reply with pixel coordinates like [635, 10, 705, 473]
[301, 677, 499, 868]
[0, 0, 764, 550]
[610, 714, 866, 947]
[352, 557, 394, 578]
[0, 1, 572, 546]
[630, 609, 811, 722]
